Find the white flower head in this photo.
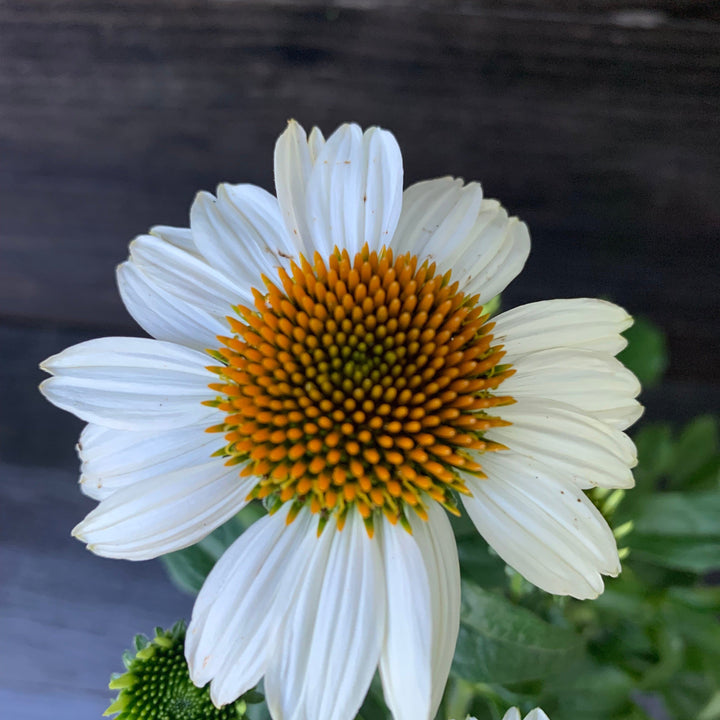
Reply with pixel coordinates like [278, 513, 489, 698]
[40, 121, 641, 720]
[464, 709, 551, 720]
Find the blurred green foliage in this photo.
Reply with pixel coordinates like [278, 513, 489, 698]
[160, 503, 266, 594]
[617, 317, 668, 389]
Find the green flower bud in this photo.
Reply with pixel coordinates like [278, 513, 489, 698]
[589, 486, 633, 559]
[105, 621, 255, 719]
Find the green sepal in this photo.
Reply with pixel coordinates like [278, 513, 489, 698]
[153, 634, 173, 649]
[103, 695, 130, 716]
[134, 645, 155, 661]
[108, 673, 137, 690]
[480, 293, 501, 317]
[317, 513, 330, 536]
[207, 348, 229, 364]
[121, 651, 134, 671]
[242, 689, 265, 705]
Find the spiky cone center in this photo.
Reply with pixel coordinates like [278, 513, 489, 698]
[105, 623, 246, 719]
[206, 244, 515, 535]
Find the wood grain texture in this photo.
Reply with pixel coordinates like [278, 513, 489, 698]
[0, 0, 718, 385]
[0, 462, 192, 719]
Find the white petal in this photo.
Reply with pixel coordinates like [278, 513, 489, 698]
[308, 126, 326, 160]
[303, 123, 364, 257]
[265, 510, 386, 720]
[463, 451, 621, 599]
[503, 348, 643, 429]
[593, 404, 645, 430]
[72, 460, 254, 560]
[40, 337, 217, 430]
[452, 204, 529, 302]
[128, 233, 246, 316]
[274, 120, 316, 258]
[391, 177, 470, 258]
[379, 519, 433, 720]
[501, 710, 522, 720]
[379, 504, 460, 720]
[524, 710, 551, 720]
[409, 503, 461, 717]
[357, 126, 404, 253]
[494, 299, 633, 359]
[190, 184, 296, 289]
[117, 262, 228, 351]
[150, 225, 199, 256]
[275, 121, 404, 258]
[187, 505, 314, 702]
[489, 397, 637, 489]
[391, 178, 530, 302]
[264, 517, 334, 720]
[78, 423, 223, 501]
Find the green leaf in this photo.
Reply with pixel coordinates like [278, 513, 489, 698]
[245, 698, 272, 720]
[686, 456, 720, 492]
[456, 536, 508, 589]
[699, 690, 720, 720]
[660, 601, 720, 658]
[617, 316, 668, 388]
[663, 672, 716, 720]
[462, 701, 499, 720]
[591, 583, 652, 624]
[631, 423, 674, 489]
[667, 415, 719, 489]
[356, 674, 390, 720]
[666, 586, 720, 612]
[627, 490, 720, 572]
[160, 543, 217, 595]
[637, 626, 685, 690]
[452, 581, 583, 684]
[541, 662, 635, 719]
[160, 504, 265, 595]
[242, 689, 265, 705]
[356, 691, 390, 720]
[630, 535, 720, 573]
[632, 491, 720, 537]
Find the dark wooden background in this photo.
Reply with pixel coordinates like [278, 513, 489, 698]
[0, 1, 718, 717]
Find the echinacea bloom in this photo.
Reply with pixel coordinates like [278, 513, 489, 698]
[41, 121, 641, 720]
[104, 621, 252, 720]
[464, 710, 550, 720]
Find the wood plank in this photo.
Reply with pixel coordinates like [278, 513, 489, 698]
[0, 461, 192, 718]
[0, 0, 717, 380]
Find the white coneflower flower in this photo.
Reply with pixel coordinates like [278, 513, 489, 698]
[464, 710, 550, 720]
[40, 121, 641, 720]
[104, 621, 254, 720]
